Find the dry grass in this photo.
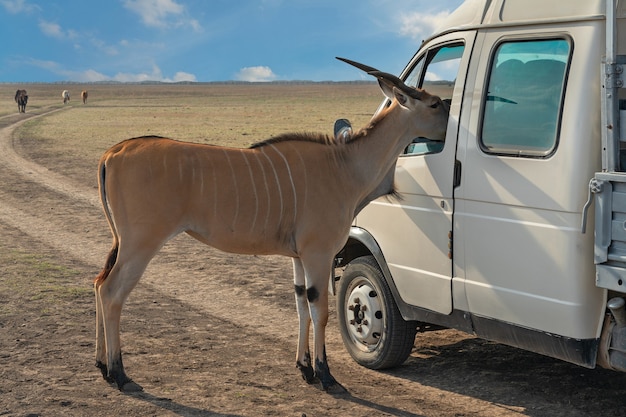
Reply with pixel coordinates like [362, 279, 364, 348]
[3, 83, 382, 187]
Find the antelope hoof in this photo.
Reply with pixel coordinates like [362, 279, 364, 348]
[96, 361, 109, 381]
[314, 356, 347, 394]
[111, 373, 143, 392]
[316, 370, 347, 394]
[106, 368, 142, 392]
[323, 380, 348, 395]
[120, 380, 144, 392]
[296, 361, 318, 385]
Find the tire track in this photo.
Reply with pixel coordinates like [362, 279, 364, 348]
[0, 108, 99, 207]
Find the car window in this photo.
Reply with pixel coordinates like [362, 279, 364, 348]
[403, 43, 464, 155]
[481, 38, 571, 157]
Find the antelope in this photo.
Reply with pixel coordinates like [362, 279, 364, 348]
[14, 89, 27, 113]
[62, 90, 70, 104]
[93, 57, 449, 393]
[81, 90, 88, 104]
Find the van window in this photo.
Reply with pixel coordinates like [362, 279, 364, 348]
[481, 39, 570, 157]
[403, 43, 464, 155]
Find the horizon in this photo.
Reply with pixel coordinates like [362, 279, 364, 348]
[1, 79, 378, 85]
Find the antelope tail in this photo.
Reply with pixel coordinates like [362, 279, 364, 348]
[94, 160, 119, 285]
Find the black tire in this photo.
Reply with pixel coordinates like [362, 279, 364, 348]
[337, 255, 418, 369]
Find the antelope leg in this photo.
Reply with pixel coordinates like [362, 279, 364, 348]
[293, 258, 317, 383]
[302, 255, 347, 393]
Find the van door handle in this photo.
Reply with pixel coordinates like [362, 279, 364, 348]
[454, 160, 462, 188]
[581, 178, 603, 233]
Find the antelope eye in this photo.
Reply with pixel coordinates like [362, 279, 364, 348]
[430, 101, 440, 109]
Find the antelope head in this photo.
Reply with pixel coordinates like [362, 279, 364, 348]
[337, 57, 449, 141]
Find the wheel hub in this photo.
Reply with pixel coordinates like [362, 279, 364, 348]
[346, 282, 383, 347]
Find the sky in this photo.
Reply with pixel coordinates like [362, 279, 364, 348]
[0, 0, 465, 83]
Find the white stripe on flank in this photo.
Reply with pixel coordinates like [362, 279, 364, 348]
[268, 144, 297, 224]
[190, 157, 196, 186]
[252, 152, 272, 232]
[287, 143, 307, 219]
[148, 157, 154, 178]
[222, 149, 239, 229]
[260, 147, 283, 228]
[210, 156, 217, 220]
[199, 159, 204, 196]
[240, 150, 259, 231]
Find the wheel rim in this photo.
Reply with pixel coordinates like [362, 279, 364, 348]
[344, 277, 384, 352]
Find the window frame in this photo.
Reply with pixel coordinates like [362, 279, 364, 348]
[478, 35, 573, 159]
[399, 40, 466, 157]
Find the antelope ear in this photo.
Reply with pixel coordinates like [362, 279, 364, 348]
[392, 87, 409, 108]
[378, 81, 412, 109]
[377, 79, 395, 101]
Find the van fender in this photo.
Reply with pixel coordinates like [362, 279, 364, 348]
[337, 226, 473, 331]
[336, 227, 410, 320]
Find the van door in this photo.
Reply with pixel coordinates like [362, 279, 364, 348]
[455, 28, 605, 339]
[356, 31, 476, 314]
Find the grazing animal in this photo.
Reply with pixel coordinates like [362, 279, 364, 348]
[93, 57, 449, 393]
[81, 90, 88, 104]
[14, 89, 28, 113]
[62, 90, 70, 104]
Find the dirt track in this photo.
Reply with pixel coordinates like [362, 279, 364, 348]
[2, 106, 626, 416]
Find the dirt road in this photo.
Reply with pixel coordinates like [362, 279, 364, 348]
[2, 107, 626, 416]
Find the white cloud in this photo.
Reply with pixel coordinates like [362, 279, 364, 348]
[66, 69, 110, 83]
[38, 20, 119, 57]
[171, 71, 197, 82]
[113, 65, 197, 83]
[123, 0, 182, 27]
[1, 0, 39, 14]
[90, 38, 119, 56]
[113, 71, 152, 83]
[112, 64, 163, 82]
[188, 18, 202, 32]
[399, 10, 452, 41]
[26, 58, 195, 83]
[235, 66, 277, 82]
[38, 20, 81, 41]
[27, 58, 107, 82]
[123, 0, 201, 31]
[39, 20, 65, 39]
[28, 58, 60, 72]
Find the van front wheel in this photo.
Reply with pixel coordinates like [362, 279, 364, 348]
[337, 256, 417, 369]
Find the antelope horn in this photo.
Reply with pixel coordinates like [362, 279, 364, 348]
[335, 57, 380, 74]
[336, 57, 426, 101]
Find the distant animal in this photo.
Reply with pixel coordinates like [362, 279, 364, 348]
[81, 90, 88, 104]
[14, 89, 28, 113]
[62, 90, 70, 104]
[92, 57, 450, 393]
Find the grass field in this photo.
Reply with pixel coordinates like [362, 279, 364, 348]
[2, 83, 382, 187]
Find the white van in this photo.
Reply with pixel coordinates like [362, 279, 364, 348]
[335, 0, 626, 374]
